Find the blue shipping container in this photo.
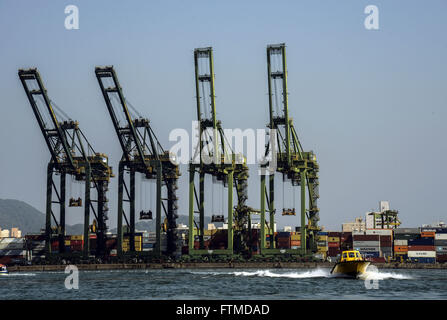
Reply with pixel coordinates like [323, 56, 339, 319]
[408, 238, 434, 246]
[277, 232, 290, 237]
[408, 257, 436, 263]
[360, 251, 380, 258]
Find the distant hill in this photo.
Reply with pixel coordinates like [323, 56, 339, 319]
[0, 199, 212, 235]
[0, 199, 46, 234]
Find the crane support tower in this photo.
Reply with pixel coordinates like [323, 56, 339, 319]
[259, 44, 320, 256]
[188, 47, 252, 259]
[95, 66, 180, 258]
[18, 68, 114, 258]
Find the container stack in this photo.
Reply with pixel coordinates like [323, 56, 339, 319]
[408, 231, 436, 263]
[69, 235, 84, 252]
[142, 232, 157, 251]
[250, 229, 260, 253]
[122, 234, 142, 252]
[0, 237, 26, 264]
[50, 238, 59, 253]
[207, 229, 227, 250]
[393, 228, 420, 261]
[435, 228, 447, 263]
[290, 232, 301, 249]
[327, 232, 341, 258]
[105, 237, 117, 255]
[89, 234, 97, 253]
[340, 232, 353, 251]
[64, 236, 71, 253]
[277, 232, 291, 249]
[352, 233, 380, 258]
[393, 239, 408, 261]
[374, 230, 393, 259]
[24, 234, 45, 260]
[316, 232, 328, 258]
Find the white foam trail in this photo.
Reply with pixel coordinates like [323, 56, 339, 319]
[1, 273, 36, 277]
[358, 268, 413, 280]
[231, 269, 330, 279]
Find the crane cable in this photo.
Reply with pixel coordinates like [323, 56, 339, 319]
[282, 175, 285, 211]
[212, 180, 214, 214]
[221, 181, 224, 214]
[139, 174, 143, 213]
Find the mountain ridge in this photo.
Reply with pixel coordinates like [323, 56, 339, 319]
[0, 198, 209, 235]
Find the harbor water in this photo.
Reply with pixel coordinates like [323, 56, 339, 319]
[0, 267, 446, 300]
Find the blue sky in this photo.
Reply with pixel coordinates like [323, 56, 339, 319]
[0, 0, 446, 230]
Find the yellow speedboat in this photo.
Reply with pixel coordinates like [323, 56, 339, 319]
[330, 250, 370, 278]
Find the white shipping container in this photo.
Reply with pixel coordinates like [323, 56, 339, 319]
[408, 251, 436, 258]
[353, 241, 380, 247]
[394, 239, 408, 246]
[435, 234, 447, 240]
[394, 228, 420, 234]
[354, 247, 380, 252]
[365, 229, 393, 236]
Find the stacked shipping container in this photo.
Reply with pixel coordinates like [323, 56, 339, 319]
[316, 232, 328, 259]
[407, 230, 436, 263]
[435, 229, 447, 263]
[0, 238, 25, 264]
[327, 232, 341, 257]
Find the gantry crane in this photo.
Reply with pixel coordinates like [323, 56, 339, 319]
[188, 47, 252, 259]
[18, 68, 114, 258]
[95, 66, 180, 258]
[259, 44, 320, 256]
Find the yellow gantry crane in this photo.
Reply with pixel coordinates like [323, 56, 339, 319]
[259, 44, 320, 256]
[188, 47, 253, 259]
[95, 66, 180, 258]
[19, 68, 114, 258]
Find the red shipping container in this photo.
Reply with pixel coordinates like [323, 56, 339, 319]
[277, 238, 291, 249]
[353, 235, 379, 241]
[328, 242, 340, 248]
[380, 235, 392, 245]
[328, 248, 341, 257]
[328, 232, 342, 237]
[408, 245, 435, 251]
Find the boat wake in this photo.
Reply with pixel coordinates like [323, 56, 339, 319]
[191, 268, 412, 280]
[231, 269, 331, 279]
[358, 269, 413, 280]
[0, 273, 36, 277]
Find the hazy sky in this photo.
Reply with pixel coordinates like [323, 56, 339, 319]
[0, 0, 446, 231]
